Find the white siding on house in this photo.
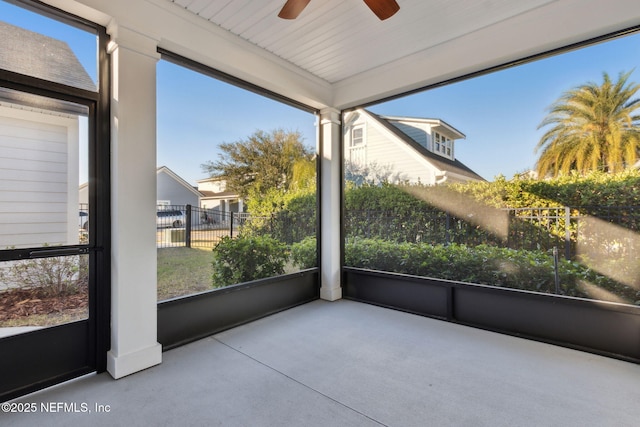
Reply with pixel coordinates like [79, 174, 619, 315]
[344, 111, 440, 185]
[197, 178, 227, 193]
[345, 124, 367, 166]
[347, 145, 366, 165]
[363, 123, 439, 184]
[343, 110, 483, 185]
[343, 115, 367, 166]
[0, 104, 79, 248]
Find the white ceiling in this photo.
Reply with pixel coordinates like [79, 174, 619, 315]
[46, 0, 640, 109]
[169, 0, 554, 84]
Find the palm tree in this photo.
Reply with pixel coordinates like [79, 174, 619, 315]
[535, 70, 640, 178]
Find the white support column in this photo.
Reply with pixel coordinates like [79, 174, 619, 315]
[107, 23, 162, 379]
[319, 108, 342, 301]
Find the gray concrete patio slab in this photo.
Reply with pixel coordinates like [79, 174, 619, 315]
[2, 299, 639, 426]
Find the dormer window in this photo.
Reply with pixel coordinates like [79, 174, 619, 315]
[433, 131, 453, 159]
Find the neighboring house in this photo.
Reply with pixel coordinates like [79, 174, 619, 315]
[343, 109, 484, 185]
[156, 166, 202, 207]
[82, 166, 208, 227]
[156, 166, 202, 226]
[197, 177, 244, 223]
[0, 21, 94, 248]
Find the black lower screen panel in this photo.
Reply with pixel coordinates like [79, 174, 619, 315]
[344, 267, 640, 363]
[0, 321, 93, 402]
[158, 269, 319, 349]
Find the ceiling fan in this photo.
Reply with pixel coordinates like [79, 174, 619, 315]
[278, 0, 400, 21]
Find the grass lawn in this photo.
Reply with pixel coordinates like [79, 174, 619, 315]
[157, 247, 213, 301]
[1, 246, 302, 329]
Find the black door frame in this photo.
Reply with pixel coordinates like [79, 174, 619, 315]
[0, 2, 110, 401]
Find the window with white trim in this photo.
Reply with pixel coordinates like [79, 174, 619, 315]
[432, 131, 453, 159]
[351, 126, 364, 147]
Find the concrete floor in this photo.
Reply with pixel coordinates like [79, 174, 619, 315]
[2, 299, 640, 426]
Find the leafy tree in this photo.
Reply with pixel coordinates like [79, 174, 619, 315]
[535, 70, 640, 178]
[290, 157, 316, 191]
[201, 129, 313, 198]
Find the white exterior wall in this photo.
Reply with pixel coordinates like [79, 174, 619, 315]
[366, 124, 439, 185]
[197, 179, 244, 217]
[197, 179, 227, 193]
[0, 104, 80, 248]
[344, 113, 439, 185]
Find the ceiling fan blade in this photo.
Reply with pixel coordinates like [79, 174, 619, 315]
[363, 0, 400, 20]
[278, 0, 311, 19]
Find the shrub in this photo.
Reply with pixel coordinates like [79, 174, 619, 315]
[0, 254, 88, 297]
[342, 175, 640, 256]
[212, 235, 289, 288]
[290, 236, 317, 269]
[450, 169, 640, 210]
[243, 187, 316, 244]
[344, 184, 452, 243]
[344, 238, 637, 304]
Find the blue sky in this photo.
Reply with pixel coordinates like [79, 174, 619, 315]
[3, 1, 640, 184]
[370, 35, 640, 180]
[161, 33, 640, 184]
[156, 61, 317, 185]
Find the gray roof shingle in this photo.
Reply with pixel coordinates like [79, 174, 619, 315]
[0, 20, 95, 91]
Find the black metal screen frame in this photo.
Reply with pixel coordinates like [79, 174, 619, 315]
[340, 24, 640, 363]
[155, 49, 322, 348]
[0, 1, 111, 401]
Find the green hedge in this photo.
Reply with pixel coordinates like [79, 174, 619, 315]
[243, 188, 316, 244]
[346, 171, 640, 214]
[450, 170, 640, 209]
[290, 236, 317, 269]
[291, 237, 639, 305]
[212, 236, 289, 288]
[246, 171, 640, 264]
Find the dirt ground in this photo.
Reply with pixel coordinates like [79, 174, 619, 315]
[0, 286, 88, 324]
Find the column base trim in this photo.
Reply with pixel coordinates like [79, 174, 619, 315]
[107, 343, 162, 379]
[320, 286, 342, 301]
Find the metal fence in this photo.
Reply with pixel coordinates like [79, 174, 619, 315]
[80, 203, 639, 258]
[156, 204, 315, 249]
[87, 202, 640, 258]
[157, 205, 241, 249]
[345, 205, 640, 260]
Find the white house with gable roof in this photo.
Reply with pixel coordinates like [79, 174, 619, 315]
[344, 109, 484, 185]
